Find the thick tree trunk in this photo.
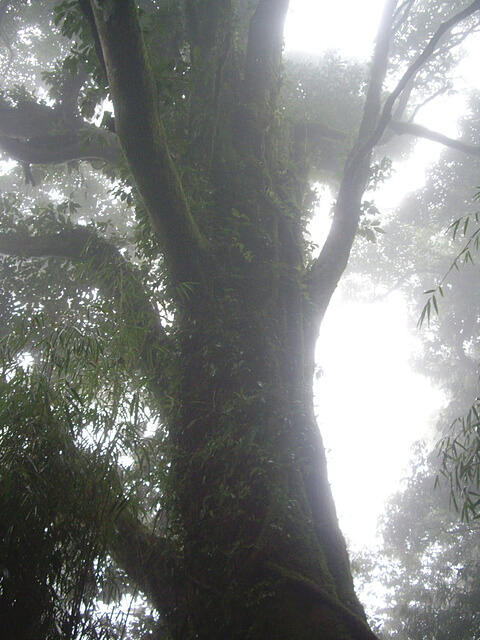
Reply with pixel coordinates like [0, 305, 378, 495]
[152, 260, 370, 638]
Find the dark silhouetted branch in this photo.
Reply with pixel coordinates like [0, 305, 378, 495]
[77, 0, 108, 79]
[0, 129, 119, 164]
[389, 119, 480, 157]
[0, 99, 121, 164]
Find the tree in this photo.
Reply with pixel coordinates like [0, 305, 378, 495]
[354, 448, 480, 640]
[346, 94, 480, 640]
[344, 89, 480, 518]
[1, 1, 480, 638]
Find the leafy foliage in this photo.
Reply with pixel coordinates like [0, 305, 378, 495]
[356, 449, 480, 640]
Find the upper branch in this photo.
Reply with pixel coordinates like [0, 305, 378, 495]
[0, 227, 171, 397]
[304, 0, 398, 337]
[389, 120, 480, 157]
[304, 0, 480, 339]
[356, 0, 480, 163]
[0, 99, 120, 165]
[353, 0, 398, 151]
[86, 0, 208, 286]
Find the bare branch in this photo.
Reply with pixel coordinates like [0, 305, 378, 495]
[379, 84, 449, 146]
[357, 0, 480, 162]
[305, 0, 480, 368]
[407, 85, 450, 122]
[87, 0, 208, 287]
[389, 119, 480, 157]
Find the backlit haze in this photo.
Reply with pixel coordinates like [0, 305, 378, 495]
[284, 1, 448, 549]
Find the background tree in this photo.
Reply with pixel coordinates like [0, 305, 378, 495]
[354, 448, 480, 640]
[346, 84, 480, 640]
[1, 1, 480, 638]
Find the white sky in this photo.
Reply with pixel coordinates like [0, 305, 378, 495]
[315, 293, 445, 548]
[284, 1, 463, 549]
[285, 0, 386, 59]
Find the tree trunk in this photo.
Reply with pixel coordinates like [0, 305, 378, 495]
[162, 285, 368, 638]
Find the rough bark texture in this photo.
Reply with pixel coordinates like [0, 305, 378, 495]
[0, 0, 479, 638]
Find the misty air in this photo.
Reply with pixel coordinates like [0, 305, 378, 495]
[0, 2, 479, 639]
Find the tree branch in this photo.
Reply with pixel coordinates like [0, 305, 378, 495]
[0, 228, 171, 397]
[304, 0, 480, 346]
[0, 99, 70, 138]
[356, 0, 480, 163]
[110, 500, 182, 613]
[0, 129, 119, 165]
[389, 119, 480, 157]
[77, 0, 108, 79]
[304, 0, 398, 343]
[0, 99, 120, 164]
[86, 0, 208, 287]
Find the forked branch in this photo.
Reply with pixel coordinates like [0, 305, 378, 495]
[304, 0, 398, 335]
[305, 0, 480, 335]
[356, 0, 480, 163]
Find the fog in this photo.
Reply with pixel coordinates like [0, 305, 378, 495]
[0, 2, 479, 638]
